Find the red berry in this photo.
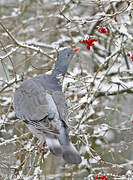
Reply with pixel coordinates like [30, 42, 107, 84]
[87, 45, 90, 50]
[88, 38, 98, 46]
[131, 56, 133, 61]
[82, 40, 88, 44]
[88, 40, 94, 46]
[83, 38, 98, 50]
[92, 38, 97, 41]
[96, 26, 99, 29]
[91, 43, 94, 46]
[127, 53, 130, 57]
[100, 28, 107, 34]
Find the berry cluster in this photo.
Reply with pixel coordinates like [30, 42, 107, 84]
[96, 176, 108, 180]
[96, 26, 107, 34]
[82, 38, 98, 50]
[82, 26, 108, 51]
[127, 53, 133, 61]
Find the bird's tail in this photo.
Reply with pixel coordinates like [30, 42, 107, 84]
[44, 133, 62, 156]
[61, 142, 81, 164]
[44, 124, 81, 164]
[58, 123, 81, 164]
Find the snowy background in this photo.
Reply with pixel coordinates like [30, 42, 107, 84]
[0, 0, 133, 179]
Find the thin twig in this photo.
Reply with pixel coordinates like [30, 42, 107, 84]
[0, 78, 22, 94]
[0, 21, 55, 61]
[95, 87, 133, 98]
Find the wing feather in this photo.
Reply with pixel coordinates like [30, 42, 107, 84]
[13, 79, 64, 135]
[13, 80, 48, 120]
[51, 91, 68, 123]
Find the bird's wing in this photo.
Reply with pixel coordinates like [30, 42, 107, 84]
[51, 91, 68, 124]
[13, 79, 61, 134]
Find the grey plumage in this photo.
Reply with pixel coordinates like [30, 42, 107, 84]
[13, 48, 81, 164]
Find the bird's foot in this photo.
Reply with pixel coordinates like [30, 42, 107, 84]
[36, 142, 47, 154]
[36, 142, 44, 154]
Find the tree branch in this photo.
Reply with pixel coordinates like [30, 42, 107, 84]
[95, 88, 133, 98]
[0, 21, 55, 61]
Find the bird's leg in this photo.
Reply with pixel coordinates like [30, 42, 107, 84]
[36, 142, 46, 154]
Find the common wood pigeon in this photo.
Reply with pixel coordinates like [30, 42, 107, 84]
[13, 47, 81, 164]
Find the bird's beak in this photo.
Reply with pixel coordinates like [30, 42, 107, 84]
[73, 47, 80, 52]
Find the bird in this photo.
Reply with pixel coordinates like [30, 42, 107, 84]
[13, 47, 81, 164]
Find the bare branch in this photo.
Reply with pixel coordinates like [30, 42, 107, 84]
[0, 21, 55, 61]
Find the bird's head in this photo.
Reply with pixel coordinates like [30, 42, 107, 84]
[52, 47, 80, 77]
